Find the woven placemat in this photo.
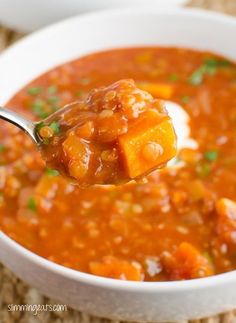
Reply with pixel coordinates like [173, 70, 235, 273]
[1, 1, 236, 322]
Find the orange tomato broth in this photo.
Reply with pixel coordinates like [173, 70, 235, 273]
[1, 47, 236, 281]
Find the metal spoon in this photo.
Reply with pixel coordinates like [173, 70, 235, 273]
[0, 106, 41, 144]
[0, 102, 74, 145]
[0, 101, 194, 150]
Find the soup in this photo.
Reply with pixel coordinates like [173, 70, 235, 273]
[1, 47, 236, 281]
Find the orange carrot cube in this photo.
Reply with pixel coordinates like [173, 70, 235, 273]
[137, 82, 173, 99]
[162, 242, 214, 280]
[118, 112, 177, 178]
[89, 256, 143, 281]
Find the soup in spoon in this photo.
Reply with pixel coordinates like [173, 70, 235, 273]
[37, 79, 177, 186]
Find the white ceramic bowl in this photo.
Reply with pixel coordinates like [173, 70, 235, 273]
[0, 0, 187, 32]
[0, 8, 236, 322]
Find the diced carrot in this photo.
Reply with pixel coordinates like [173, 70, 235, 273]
[62, 134, 89, 161]
[62, 134, 91, 180]
[118, 111, 177, 178]
[89, 256, 143, 281]
[162, 242, 214, 280]
[137, 82, 173, 99]
[68, 159, 89, 179]
[216, 198, 236, 246]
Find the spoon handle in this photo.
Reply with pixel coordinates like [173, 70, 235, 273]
[0, 106, 37, 143]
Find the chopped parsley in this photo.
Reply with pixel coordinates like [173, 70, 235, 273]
[181, 95, 190, 104]
[189, 58, 232, 86]
[47, 85, 58, 95]
[46, 168, 59, 176]
[47, 96, 59, 104]
[49, 121, 60, 134]
[35, 122, 45, 131]
[203, 252, 214, 264]
[42, 138, 50, 145]
[205, 58, 231, 68]
[189, 67, 205, 86]
[204, 150, 219, 162]
[80, 78, 91, 85]
[32, 99, 50, 119]
[196, 163, 211, 178]
[75, 90, 85, 97]
[169, 73, 179, 82]
[27, 197, 37, 212]
[27, 86, 42, 96]
[0, 144, 5, 152]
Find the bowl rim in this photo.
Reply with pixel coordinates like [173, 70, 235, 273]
[1, 6, 236, 292]
[2, 6, 236, 62]
[2, 230, 236, 292]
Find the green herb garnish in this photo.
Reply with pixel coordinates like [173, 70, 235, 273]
[27, 86, 42, 96]
[27, 197, 37, 212]
[169, 73, 179, 82]
[189, 58, 232, 86]
[202, 59, 218, 75]
[196, 163, 211, 178]
[189, 67, 205, 85]
[42, 138, 50, 145]
[49, 121, 60, 134]
[47, 85, 58, 95]
[181, 95, 190, 104]
[0, 144, 5, 152]
[32, 99, 50, 119]
[204, 150, 219, 162]
[205, 58, 231, 68]
[75, 90, 85, 97]
[47, 96, 59, 104]
[80, 78, 90, 85]
[46, 168, 59, 176]
[35, 122, 45, 131]
[203, 252, 214, 264]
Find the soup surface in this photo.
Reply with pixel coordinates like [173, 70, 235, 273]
[1, 47, 236, 281]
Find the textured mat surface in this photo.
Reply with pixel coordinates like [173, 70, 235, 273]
[1, 1, 236, 322]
